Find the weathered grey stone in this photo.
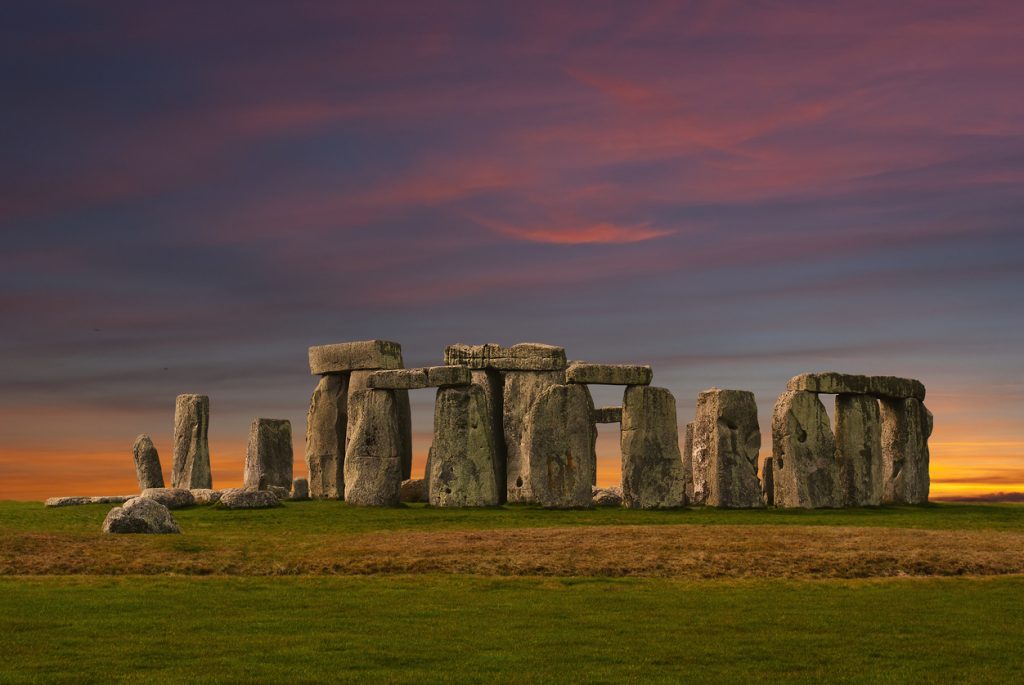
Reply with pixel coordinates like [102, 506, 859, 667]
[683, 421, 695, 504]
[771, 391, 842, 508]
[190, 488, 222, 505]
[787, 372, 926, 401]
[132, 434, 164, 490]
[522, 384, 596, 508]
[426, 365, 473, 387]
[503, 369, 565, 503]
[592, 485, 623, 507]
[445, 342, 567, 371]
[171, 394, 211, 489]
[566, 363, 652, 386]
[592, 406, 622, 423]
[400, 478, 427, 503]
[881, 398, 930, 504]
[427, 386, 500, 507]
[44, 496, 94, 507]
[90, 495, 132, 504]
[367, 368, 428, 389]
[471, 369, 507, 502]
[243, 418, 293, 491]
[350, 371, 413, 480]
[762, 457, 774, 506]
[141, 487, 195, 509]
[344, 389, 402, 506]
[291, 478, 309, 500]
[620, 386, 687, 509]
[218, 488, 281, 509]
[102, 497, 180, 534]
[308, 340, 404, 375]
[691, 389, 764, 508]
[835, 394, 883, 506]
[305, 374, 347, 499]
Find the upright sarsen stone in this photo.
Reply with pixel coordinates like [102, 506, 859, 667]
[344, 389, 402, 506]
[471, 369, 507, 502]
[502, 370, 565, 503]
[132, 434, 164, 490]
[771, 391, 841, 508]
[522, 383, 596, 508]
[835, 394, 883, 506]
[880, 398, 930, 504]
[427, 386, 500, 507]
[683, 421, 695, 504]
[244, 418, 293, 490]
[171, 394, 211, 489]
[305, 374, 347, 499]
[349, 371, 413, 481]
[691, 389, 764, 508]
[620, 386, 687, 509]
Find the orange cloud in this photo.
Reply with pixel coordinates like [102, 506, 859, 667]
[471, 214, 674, 245]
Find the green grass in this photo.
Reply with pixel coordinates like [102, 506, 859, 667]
[1, 575, 1022, 684]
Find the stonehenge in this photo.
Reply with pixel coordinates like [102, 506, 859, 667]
[171, 394, 212, 489]
[344, 388, 403, 506]
[620, 386, 687, 509]
[243, 418, 293, 491]
[426, 385, 500, 507]
[691, 389, 764, 508]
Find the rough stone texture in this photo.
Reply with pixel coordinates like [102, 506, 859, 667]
[762, 458, 774, 507]
[367, 368, 428, 389]
[566, 363, 653, 386]
[522, 384, 596, 508]
[305, 374, 347, 499]
[445, 343, 567, 371]
[683, 421, 695, 504]
[427, 386, 500, 507]
[141, 487, 195, 509]
[502, 369, 566, 503]
[620, 386, 688, 509]
[102, 497, 180, 534]
[44, 496, 94, 507]
[243, 418, 293, 490]
[471, 369, 507, 502]
[218, 488, 281, 509]
[426, 365, 473, 387]
[592, 406, 622, 424]
[771, 391, 842, 508]
[349, 371, 413, 480]
[344, 389, 402, 506]
[881, 398, 930, 504]
[400, 478, 427, 503]
[787, 372, 926, 402]
[592, 486, 623, 507]
[308, 340, 404, 375]
[171, 394, 212, 489]
[691, 389, 764, 508]
[132, 434, 164, 490]
[835, 394, 883, 506]
[190, 489, 222, 505]
[291, 478, 309, 500]
[90, 496, 132, 504]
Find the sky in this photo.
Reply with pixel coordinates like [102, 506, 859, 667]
[2, 0, 1023, 500]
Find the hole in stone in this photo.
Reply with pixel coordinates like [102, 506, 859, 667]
[516, 477, 523, 488]
[796, 427, 807, 443]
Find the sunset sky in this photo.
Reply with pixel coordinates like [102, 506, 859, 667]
[2, 1, 1023, 500]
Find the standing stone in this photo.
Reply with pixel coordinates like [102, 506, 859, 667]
[305, 374, 347, 499]
[771, 391, 842, 508]
[171, 394, 211, 489]
[691, 389, 764, 508]
[132, 434, 164, 490]
[683, 421, 695, 504]
[244, 418, 293, 491]
[291, 478, 309, 500]
[620, 386, 687, 509]
[521, 383, 596, 508]
[880, 398, 930, 504]
[502, 370, 566, 503]
[344, 389, 402, 506]
[349, 371, 413, 480]
[427, 385, 500, 507]
[471, 369, 507, 503]
[762, 457, 774, 506]
[835, 394, 883, 506]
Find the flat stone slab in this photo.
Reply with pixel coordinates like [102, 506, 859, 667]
[566, 362, 652, 386]
[218, 488, 281, 509]
[787, 372, 925, 401]
[309, 340, 404, 375]
[190, 489, 222, 505]
[444, 343, 567, 371]
[141, 487, 196, 509]
[426, 365, 472, 387]
[592, 406, 623, 423]
[366, 366, 472, 390]
[45, 496, 133, 507]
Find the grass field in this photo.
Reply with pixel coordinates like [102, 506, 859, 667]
[2, 501, 1023, 683]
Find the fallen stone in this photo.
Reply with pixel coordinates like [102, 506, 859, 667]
[190, 489, 222, 505]
[786, 372, 926, 401]
[308, 340, 404, 375]
[881, 398, 930, 504]
[835, 394, 883, 506]
[102, 497, 180, 534]
[762, 457, 774, 507]
[522, 383, 596, 508]
[44, 496, 94, 507]
[592, 486, 623, 507]
[591, 406, 622, 423]
[90, 495, 132, 504]
[350, 371, 413, 480]
[305, 374, 348, 499]
[444, 342, 567, 371]
[344, 388, 402, 506]
[400, 478, 427, 503]
[502, 369, 566, 503]
[683, 421, 695, 504]
[243, 418, 293, 491]
[566, 362, 652, 386]
[620, 386, 688, 509]
[366, 368, 428, 390]
[132, 434, 164, 490]
[691, 388, 764, 508]
[171, 394, 212, 489]
[427, 385, 500, 507]
[471, 369, 507, 502]
[771, 391, 842, 508]
[218, 488, 281, 509]
[426, 365, 473, 387]
[291, 478, 309, 500]
[141, 487, 196, 509]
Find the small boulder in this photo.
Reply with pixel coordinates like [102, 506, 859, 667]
[218, 488, 281, 509]
[400, 478, 427, 503]
[592, 486, 623, 507]
[102, 497, 180, 534]
[291, 478, 310, 500]
[190, 489, 222, 505]
[141, 487, 196, 509]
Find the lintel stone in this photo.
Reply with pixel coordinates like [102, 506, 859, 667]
[566, 362, 652, 386]
[309, 340, 404, 375]
[786, 372, 925, 401]
[444, 343, 567, 371]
